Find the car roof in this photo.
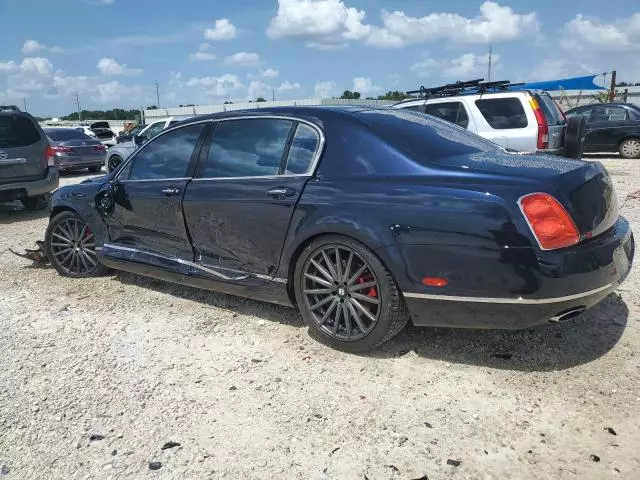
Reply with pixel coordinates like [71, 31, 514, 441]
[176, 105, 372, 129]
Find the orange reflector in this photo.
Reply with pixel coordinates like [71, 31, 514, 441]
[422, 277, 448, 287]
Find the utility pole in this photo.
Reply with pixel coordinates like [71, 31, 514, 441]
[75, 92, 82, 122]
[272, 89, 275, 102]
[155, 81, 160, 108]
[609, 70, 617, 102]
[487, 45, 493, 82]
[23, 98, 27, 112]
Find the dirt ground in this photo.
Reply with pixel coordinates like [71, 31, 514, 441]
[1, 158, 639, 480]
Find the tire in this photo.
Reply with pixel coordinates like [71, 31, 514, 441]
[619, 138, 640, 159]
[21, 194, 50, 211]
[563, 116, 587, 159]
[45, 211, 108, 278]
[293, 235, 408, 352]
[107, 155, 123, 173]
[88, 166, 102, 174]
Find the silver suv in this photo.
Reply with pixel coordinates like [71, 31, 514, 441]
[392, 80, 567, 155]
[0, 106, 59, 210]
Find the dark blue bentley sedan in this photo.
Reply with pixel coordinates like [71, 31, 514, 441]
[44, 107, 634, 351]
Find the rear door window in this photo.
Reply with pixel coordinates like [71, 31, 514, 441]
[593, 106, 629, 122]
[424, 101, 469, 128]
[0, 116, 41, 148]
[475, 97, 528, 129]
[200, 119, 294, 178]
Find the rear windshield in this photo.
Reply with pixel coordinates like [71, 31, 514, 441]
[0, 115, 41, 148]
[475, 97, 528, 129]
[355, 109, 499, 163]
[535, 93, 564, 126]
[45, 129, 92, 141]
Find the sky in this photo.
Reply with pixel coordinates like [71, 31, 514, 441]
[1, 0, 639, 116]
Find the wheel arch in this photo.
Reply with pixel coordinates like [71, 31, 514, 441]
[283, 228, 395, 305]
[50, 204, 78, 220]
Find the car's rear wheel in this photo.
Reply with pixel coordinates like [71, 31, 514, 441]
[88, 166, 102, 174]
[21, 194, 50, 211]
[107, 155, 123, 172]
[294, 235, 408, 352]
[45, 211, 107, 278]
[619, 138, 640, 159]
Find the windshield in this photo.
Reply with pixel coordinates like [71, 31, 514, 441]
[45, 129, 93, 141]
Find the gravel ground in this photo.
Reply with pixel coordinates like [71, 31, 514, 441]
[1, 159, 639, 480]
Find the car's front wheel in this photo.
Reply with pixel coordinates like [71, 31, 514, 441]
[294, 235, 408, 352]
[619, 138, 640, 159]
[45, 211, 108, 278]
[107, 155, 123, 172]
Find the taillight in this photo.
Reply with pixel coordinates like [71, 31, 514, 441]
[94, 145, 106, 152]
[519, 193, 579, 250]
[528, 96, 549, 150]
[52, 146, 74, 153]
[45, 146, 55, 167]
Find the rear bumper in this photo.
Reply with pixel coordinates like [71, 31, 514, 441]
[389, 217, 634, 329]
[0, 167, 59, 199]
[58, 159, 104, 170]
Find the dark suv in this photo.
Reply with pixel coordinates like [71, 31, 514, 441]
[0, 106, 59, 210]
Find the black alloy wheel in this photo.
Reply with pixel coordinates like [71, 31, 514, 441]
[294, 235, 408, 351]
[45, 211, 107, 277]
[108, 155, 123, 172]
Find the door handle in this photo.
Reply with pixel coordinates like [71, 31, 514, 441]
[267, 187, 296, 198]
[161, 187, 181, 196]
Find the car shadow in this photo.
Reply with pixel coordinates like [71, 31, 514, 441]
[113, 271, 628, 371]
[368, 293, 628, 372]
[0, 201, 49, 225]
[113, 271, 303, 328]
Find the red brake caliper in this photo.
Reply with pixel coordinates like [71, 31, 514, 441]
[357, 273, 378, 298]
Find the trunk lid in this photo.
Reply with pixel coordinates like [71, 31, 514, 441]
[56, 139, 104, 156]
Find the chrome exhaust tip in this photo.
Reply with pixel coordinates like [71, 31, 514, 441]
[550, 306, 586, 323]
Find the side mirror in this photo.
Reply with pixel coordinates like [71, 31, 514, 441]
[133, 134, 147, 147]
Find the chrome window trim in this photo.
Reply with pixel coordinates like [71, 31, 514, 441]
[403, 283, 614, 304]
[196, 115, 326, 180]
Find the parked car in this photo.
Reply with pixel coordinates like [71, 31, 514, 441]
[74, 126, 98, 139]
[44, 107, 634, 351]
[393, 79, 569, 155]
[564, 103, 640, 158]
[105, 117, 176, 172]
[0, 105, 59, 210]
[43, 128, 106, 173]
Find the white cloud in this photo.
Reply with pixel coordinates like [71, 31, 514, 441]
[94, 81, 126, 103]
[368, 2, 539, 48]
[314, 80, 337, 98]
[22, 40, 44, 54]
[528, 59, 594, 82]
[224, 52, 260, 67]
[53, 73, 93, 95]
[261, 68, 279, 79]
[189, 43, 217, 61]
[205, 18, 238, 41]
[189, 52, 217, 61]
[267, 0, 371, 49]
[562, 14, 640, 53]
[186, 74, 245, 97]
[248, 80, 270, 99]
[0, 60, 18, 73]
[278, 80, 301, 91]
[352, 77, 382, 95]
[97, 58, 142, 76]
[410, 53, 499, 79]
[267, 1, 538, 49]
[20, 57, 53, 76]
[109, 33, 184, 47]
